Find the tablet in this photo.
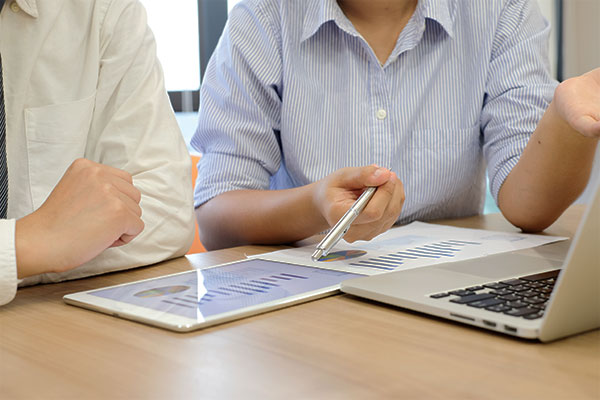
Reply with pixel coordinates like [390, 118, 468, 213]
[63, 259, 361, 332]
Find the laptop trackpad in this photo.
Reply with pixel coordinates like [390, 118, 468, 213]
[435, 252, 562, 280]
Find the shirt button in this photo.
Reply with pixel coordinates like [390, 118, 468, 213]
[10, 1, 20, 12]
[376, 109, 387, 120]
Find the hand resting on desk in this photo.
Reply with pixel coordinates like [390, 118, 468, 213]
[15, 158, 145, 278]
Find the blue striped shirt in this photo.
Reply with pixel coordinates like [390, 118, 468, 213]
[192, 0, 557, 224]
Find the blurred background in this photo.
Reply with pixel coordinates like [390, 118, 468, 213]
[139, 0, 600, 213]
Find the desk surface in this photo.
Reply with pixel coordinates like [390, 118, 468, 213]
[1, 207, 599, 399]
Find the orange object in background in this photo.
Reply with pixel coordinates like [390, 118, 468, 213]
[187, 154, 206, 254]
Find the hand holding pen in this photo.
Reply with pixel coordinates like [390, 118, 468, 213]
[311, 166, 405, 261]
[312, 186, 376, 261]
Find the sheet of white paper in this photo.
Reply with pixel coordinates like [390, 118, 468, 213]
[250, 222, 568, 276]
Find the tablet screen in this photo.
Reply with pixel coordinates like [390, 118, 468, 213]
[89, 259, 361, 320]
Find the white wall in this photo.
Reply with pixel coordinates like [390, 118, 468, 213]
[562, 0, 600, 78]
[228, 0, 242, 13]
[537, 0, 558, 79]
[139, 0, 201, 92]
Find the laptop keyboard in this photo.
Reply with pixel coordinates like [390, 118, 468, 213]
[429, 269, 560, 320]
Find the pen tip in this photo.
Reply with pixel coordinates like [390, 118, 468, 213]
[311, 249, 324, 262]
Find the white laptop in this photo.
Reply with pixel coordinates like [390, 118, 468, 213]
[341, 178, 600, 341]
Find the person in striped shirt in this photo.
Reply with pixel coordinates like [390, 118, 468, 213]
[191, 0, 599, 250]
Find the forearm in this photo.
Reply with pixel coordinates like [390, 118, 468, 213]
[15, 215, 52, 278]
[196, 184, 328, 250]
[499, 101, 598, 232]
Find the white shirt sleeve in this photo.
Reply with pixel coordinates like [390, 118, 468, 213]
[0, 219, 17, 305]
[15, 1, 195, 291]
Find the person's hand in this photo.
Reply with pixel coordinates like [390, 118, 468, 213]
[553, 67, 600, 139]
[15, 158, 145, 278]
[312, 165, 405, 243]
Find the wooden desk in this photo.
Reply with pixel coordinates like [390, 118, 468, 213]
[2, 207, 599, 399]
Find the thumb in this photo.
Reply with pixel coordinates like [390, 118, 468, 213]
[575, 115, 600, 138]
[339, 165, 391, 189]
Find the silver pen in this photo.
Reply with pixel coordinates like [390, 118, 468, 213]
[311, 186, 377, 261]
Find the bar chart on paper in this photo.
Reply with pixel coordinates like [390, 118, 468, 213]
[252, 222, 568, 276]
[346, 239, 482, 271]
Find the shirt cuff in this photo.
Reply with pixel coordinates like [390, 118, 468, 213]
[0, 219, 18, 306]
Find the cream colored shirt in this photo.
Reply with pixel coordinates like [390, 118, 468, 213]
[0, 0, 195, 305]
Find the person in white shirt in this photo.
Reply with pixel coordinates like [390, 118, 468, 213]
[0, 0, 195, 305]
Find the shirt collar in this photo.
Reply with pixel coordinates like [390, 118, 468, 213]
[301, 0, 455, 42]
[420, 0, 456, 38]
[13, 0, 38, 18]
[301, 0, 358, 42]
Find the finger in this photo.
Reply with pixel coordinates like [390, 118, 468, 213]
[69, 159, 139, 201]
[110, 238, 126, 247]
[581, 118, 600, 138]
[70, 158, 134, 184]
[110, 233, 140, 247]
[105, 197, 144, 248]
[573, 115, 600, 138]
[382, 172, 405, 227]
[108, 175, 142, 203]
[117, 190, 143, 218]
[119, 210, 145, 239]
[109, 215, 144, 247]
[344, 223, 381, 243]
[336, 165, 391, 191]
[353, 174, 398, 224]
[345, 174, 404, 241]
[99, 163, 135, 184]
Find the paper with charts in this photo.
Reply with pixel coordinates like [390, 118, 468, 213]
[251, 222, 568, 276]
